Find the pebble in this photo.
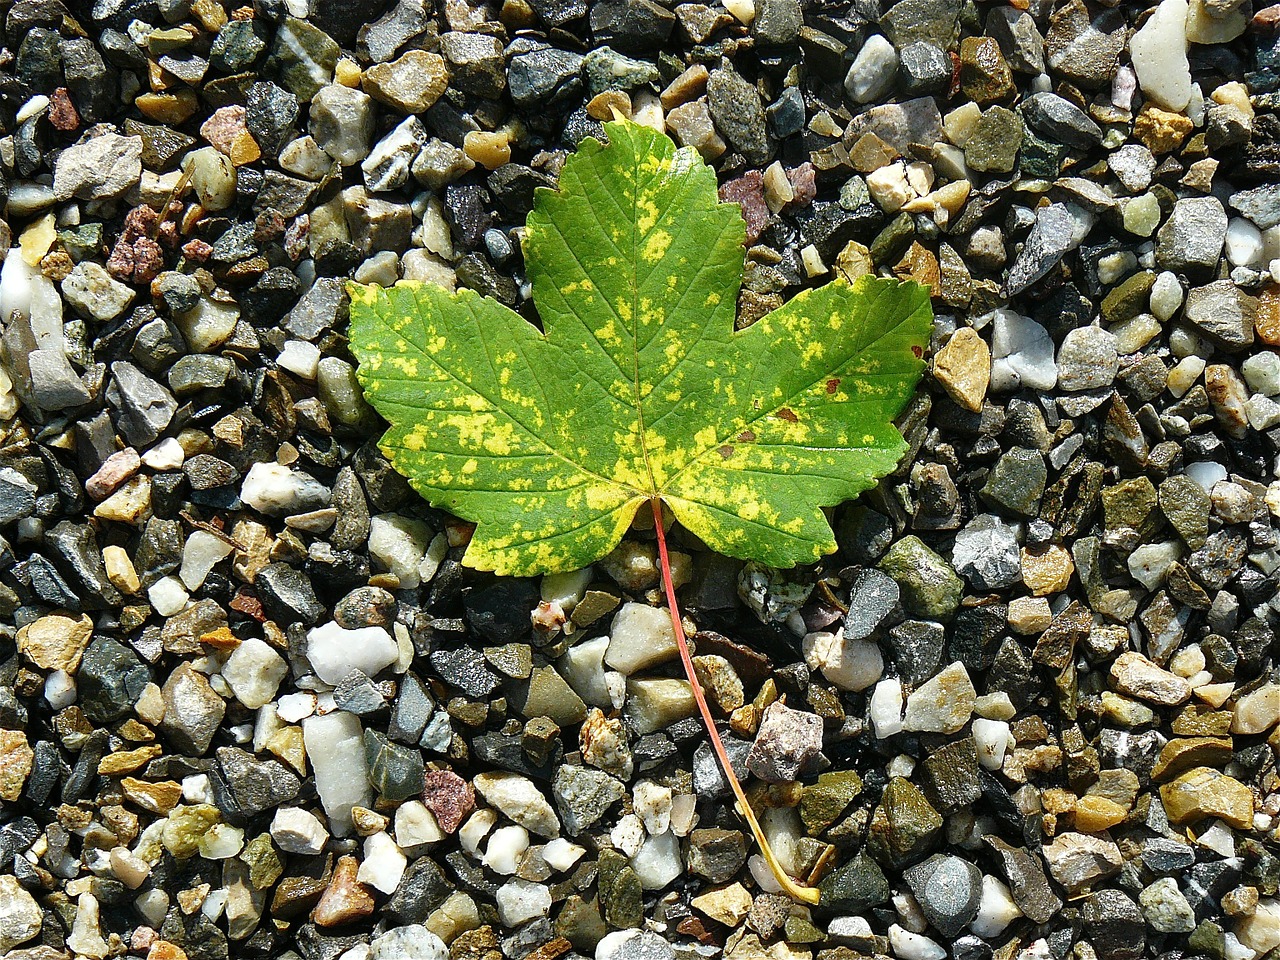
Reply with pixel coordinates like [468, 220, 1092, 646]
[1130, 0, 1193, 111]
[903, 662, 976, 734]
[474, 772, 561, 838]
[932, 326, 989, 412]
[845, 36, 898, 104]
[306, 621, 398, 685]
[303, 711, 372, 836]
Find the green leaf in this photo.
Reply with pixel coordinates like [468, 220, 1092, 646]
[349, 120, 932, 577]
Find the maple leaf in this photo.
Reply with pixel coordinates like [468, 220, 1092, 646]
[348, 120, 932, 578]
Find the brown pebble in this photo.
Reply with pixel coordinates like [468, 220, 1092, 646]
[49, 86, 80, 131]
[311, 856, 375, 928]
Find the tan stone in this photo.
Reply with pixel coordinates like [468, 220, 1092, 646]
[1256, 285, 1280, 346]
[0, 730, 34, 801]
[121, 777, 183, 815]
[1133, 105, 1194, 154]
[1021, 544, 1074, 596]
[1151, 737, 1233, 782]
[933, 327, 990, 412]
[1073, 795, 1127, 833]
[98, 745, 163, 776]
[312, 855, 375, 928]
[1111, 651, 1192, 706]
[691, 881, 753, 926]
[17, 612, 94, 672]
[1160, 766, 1254, 828]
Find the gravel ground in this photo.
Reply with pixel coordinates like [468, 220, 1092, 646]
[0, 1, 1278, 960]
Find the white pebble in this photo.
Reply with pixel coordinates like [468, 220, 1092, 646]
[147, 576, 189, 617]
[633, 781, 673, 836]
[971, 875, 1022, 937]
[558, 636, 612, 708]
[222, 637, 289, 709]
[845, 34, 898, 104]
[611, 813, 646, 857]
[888, 923, 946, 960]
[459, 809, 497, 857]
[240, 462, 331, 516]
[972, 718, 1014, 771]
[271, 806, 330, 855]
[988, 309, 1057, 392]
[802, 631, 883, 692]
[1184, 461, 1228, 492]
[306, 621, 398, 685]
[870, 678, 905, 739]
[302, 711, 372, 837]
[395, 801, 444, 852]
[1129, 0, 1192, 112]
[605, 602, 677, 674]
[495, 879, 551, 927]
[278, 340, 322, 380]
[1127, 541, 1181, 589]
[903, 662, 976, 734]
[276, 692, 316, 722]
[473, 771, 560, 838]
[199, 823, 244, 859]
[45, 670, 76, 710]
[1243, 352, 1280, 397]
[368, 513, 434, 589]
[358, 833, 407, 895]
[629, 828, 683, 890]
[1226, 218, 1265, 269]
[542, 837, 586, 872]
[482, 825, 529, 875]
[1150, 271, 1184, 321]
[141, 437, 185, 470]
[179, 530, 235, 591]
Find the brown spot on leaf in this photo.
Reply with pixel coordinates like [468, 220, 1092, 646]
[736, 429, 756, 442]
[912, 345, 923, 358]
[777, 408, 799, 422]
[718, 445, 735, 459]
[826, 378, 841, 394]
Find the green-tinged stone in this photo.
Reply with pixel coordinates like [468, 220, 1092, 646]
[242, 833, 283, 889]
[815, 851, 889, 917]
[516, 665, 587, 726]
[162, 804, 222, 859]
[484, 644, 533, 679]
[869, 212, 916, 266]
[878, 535, 962, 620]
[1151, 737, 1233, 782]
[58, 224, 104, 263]
[867, 777, 942, 869]
[965, 106, 1023, 173]
[270, 17, 339, 101]
[1188, 920, 1226, 960]
[364, 729, 426, 802]
[555, 895, 609, 952]
[801, 769, 865, 835]
[1018, 127, 1068, 179]
[1102, 476, 1160, 537]
[1172, 704, 1233, 736]
[784, 915, 825, 943]
[571, 590, 621, 627]
[598, 850, 643, 929]
[1103, 271, 1156, 324]
[982, 446, 1047, 516]
[583, 47, 660, 95]
[1159, 475, 1210, 549]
